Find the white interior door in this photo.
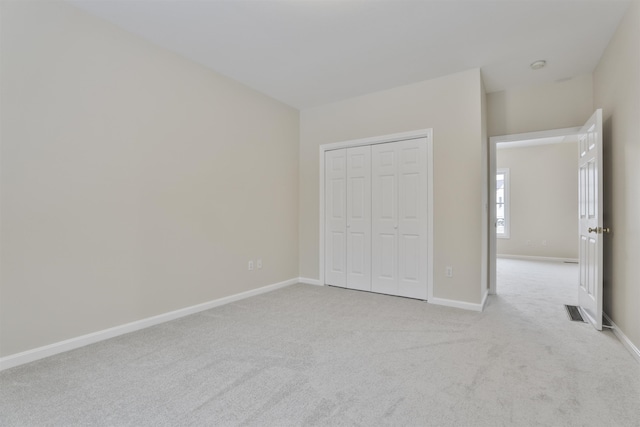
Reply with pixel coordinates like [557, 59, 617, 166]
[371, 143, 398, 295]
[397, 139, 428, 299]
[372, 138, 428, 299]
[324, 149, 347, 287]
[346, 146, 372, 291]
[578, 109, 604, 330]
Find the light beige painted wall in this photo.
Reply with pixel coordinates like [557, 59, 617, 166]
[594, 0, 640, 351]
[299, 69, 485, 304]
[496, 143, 579, 259]
[488, 74, 594, 137]
[0, 2, 299, 357]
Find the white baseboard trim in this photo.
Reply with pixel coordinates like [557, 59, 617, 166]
[497, 254, 579, 263]
[0, 277, 298, 372]
[480, 289, 489, 311]
[429, 296, 485, 312]
[603, 312, 640, 364]
[298, 277, 322, 286]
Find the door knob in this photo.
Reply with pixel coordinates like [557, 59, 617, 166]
[588, 227, 611, 234]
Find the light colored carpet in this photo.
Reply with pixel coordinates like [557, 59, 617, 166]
[1, 259, 639, 426]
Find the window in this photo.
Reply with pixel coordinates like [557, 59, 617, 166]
[496, 168, 510, 238]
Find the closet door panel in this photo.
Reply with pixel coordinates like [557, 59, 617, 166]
[325, 137, 428, 299]
[397, 139, 428, 299]
[371, 143, 398, 295]
[346, 146, 371, 291]
[324, 149, 347, 287]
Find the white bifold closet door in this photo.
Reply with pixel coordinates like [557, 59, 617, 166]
[371, 139, 428, 299]
[324, 138, 427, 300]
[324, 146, 372, 290]
[324, 149, 347, 287]
[345, 146, 372, 291]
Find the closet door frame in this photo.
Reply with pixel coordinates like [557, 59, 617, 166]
[319, 129, 433, 301]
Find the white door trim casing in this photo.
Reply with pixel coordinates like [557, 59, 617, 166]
[319, 129, 434, 301]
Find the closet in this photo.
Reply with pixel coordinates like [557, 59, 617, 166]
[324, 137, 429, 300]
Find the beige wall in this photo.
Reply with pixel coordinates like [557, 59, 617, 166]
[594, 0, 640, 351]
[0, 2, 299, 357]
[488, 74, 594, 137]
[300, 69, 486, 304]
[496, 143, 579, 259]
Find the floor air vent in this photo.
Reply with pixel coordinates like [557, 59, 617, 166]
[565, 305, 586, 322]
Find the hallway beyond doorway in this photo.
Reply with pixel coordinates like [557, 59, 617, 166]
[496, 257, 578, 306]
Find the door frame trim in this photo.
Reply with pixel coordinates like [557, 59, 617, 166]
[489, 127, 581, 295]
[319, 129, 434, 300]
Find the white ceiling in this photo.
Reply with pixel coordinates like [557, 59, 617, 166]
[69, 0, 631, 109]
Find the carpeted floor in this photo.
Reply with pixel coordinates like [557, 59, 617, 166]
[1, 259, 639, 426]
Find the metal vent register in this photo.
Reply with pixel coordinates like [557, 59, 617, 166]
[564, 305, 586, 322]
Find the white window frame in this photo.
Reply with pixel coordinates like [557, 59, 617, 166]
[496, 168, 510, 239]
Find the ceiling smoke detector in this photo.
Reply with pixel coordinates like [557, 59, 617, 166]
[530, 60, 547, 70]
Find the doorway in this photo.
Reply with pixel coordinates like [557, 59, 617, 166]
[488, 127, 580, 295]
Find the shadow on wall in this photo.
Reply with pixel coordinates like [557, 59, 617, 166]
[602, 114, 614, 315]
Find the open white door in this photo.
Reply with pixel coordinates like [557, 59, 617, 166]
[578, 109, 605, 330]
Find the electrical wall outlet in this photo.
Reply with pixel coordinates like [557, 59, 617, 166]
[248, 260, 254, 271]
[256, 258, 262, 269]
[445, 266, 453, 278]
[542, 240, 547, 246]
